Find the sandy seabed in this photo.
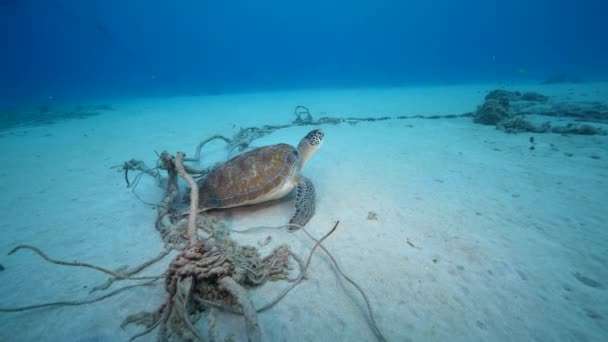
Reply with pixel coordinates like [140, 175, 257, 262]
[0, 82, 607, 341]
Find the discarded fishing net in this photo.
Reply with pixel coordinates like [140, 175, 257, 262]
[475, 89, 608, 134]
[1, 138, 386, 341]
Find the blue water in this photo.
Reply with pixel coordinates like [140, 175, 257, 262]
[2, 0, 607, 105]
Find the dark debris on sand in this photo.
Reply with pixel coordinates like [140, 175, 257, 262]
[474, 89, 608, 135]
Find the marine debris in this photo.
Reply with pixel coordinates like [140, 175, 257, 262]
[485, 89, 549, 104]
[0, 126, 387, 341]
[187, 105, 474, 156]
[474, 89, 607, 135]
[474, 98, 512, 125]
[2, 94, 605, 338]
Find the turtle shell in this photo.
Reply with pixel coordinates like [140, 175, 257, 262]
[198, 143, 299, 209]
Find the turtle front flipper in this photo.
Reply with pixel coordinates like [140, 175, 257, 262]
[289, 177, 316, 230]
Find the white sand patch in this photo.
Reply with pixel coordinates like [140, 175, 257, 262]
[1, 83, 607, 341]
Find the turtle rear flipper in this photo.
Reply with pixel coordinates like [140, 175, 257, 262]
[289, 177, 316, 230]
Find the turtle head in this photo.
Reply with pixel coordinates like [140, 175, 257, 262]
[297, 129, 324, 168]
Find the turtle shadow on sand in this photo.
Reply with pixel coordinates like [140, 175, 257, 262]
[0, 120, 387, 342]
[209, 195, 295, 226]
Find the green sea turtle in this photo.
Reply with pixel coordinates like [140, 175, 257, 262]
[197, 129, 324, 227]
